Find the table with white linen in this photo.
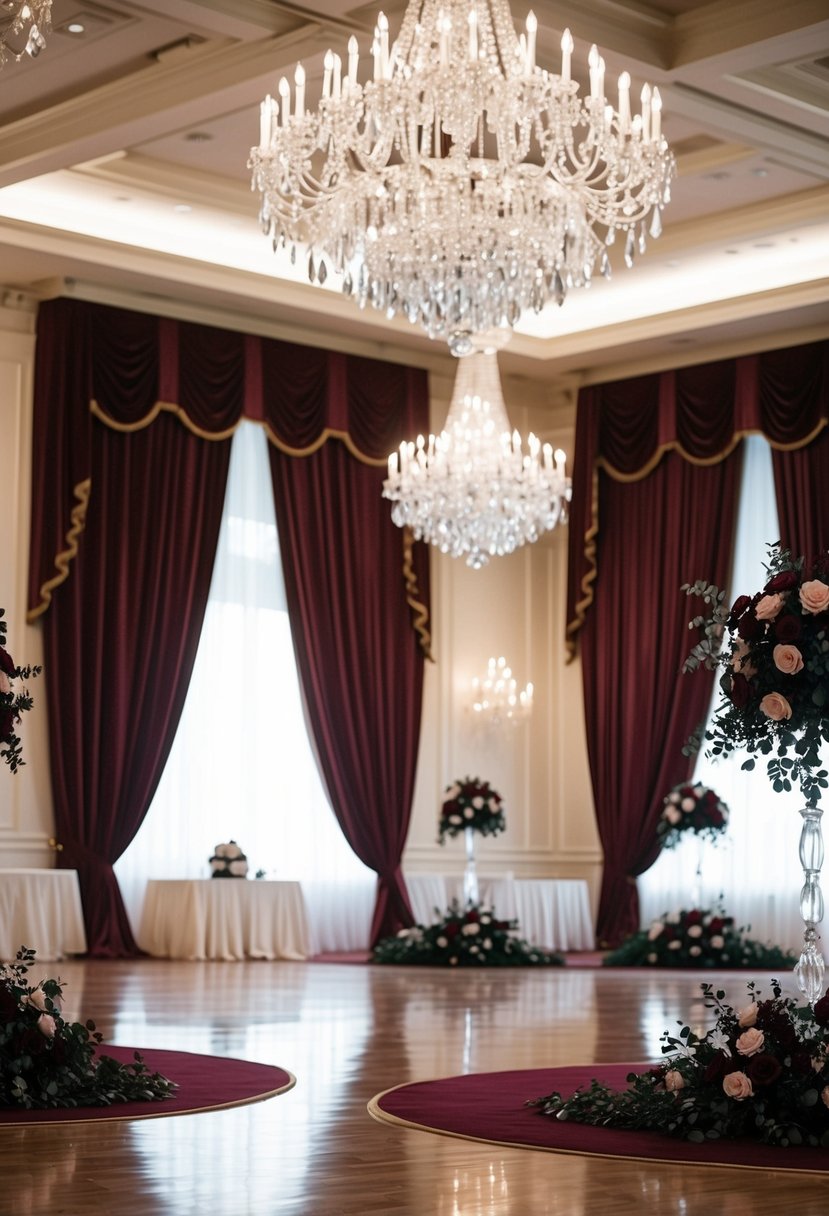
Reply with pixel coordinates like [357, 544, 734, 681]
[139, 879, 310, 961]
[406, 874, 593, 951]
[0, 868, 87, 961]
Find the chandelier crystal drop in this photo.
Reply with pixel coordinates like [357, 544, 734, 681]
[0, 1, 50, 70]
[249, 0, 675, 351]
[382, 342, 571, 567]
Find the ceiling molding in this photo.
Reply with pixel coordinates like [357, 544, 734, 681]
[671, 0, 829, 68]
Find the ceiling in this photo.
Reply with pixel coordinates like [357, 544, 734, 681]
[0, 0, 827, 383]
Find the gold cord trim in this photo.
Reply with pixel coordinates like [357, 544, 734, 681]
[90, 399, 389, 467]
[27, 478, 91, 623]
[402, 527, 433, 661]
[565, 420, 828, 659]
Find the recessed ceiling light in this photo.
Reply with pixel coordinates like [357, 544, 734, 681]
[752, 167, 769, 177]
[66, 22, 86, 35]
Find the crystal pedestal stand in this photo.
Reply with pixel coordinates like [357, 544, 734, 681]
[463, 826, 479, 907]
[794, 806, 826, 1004]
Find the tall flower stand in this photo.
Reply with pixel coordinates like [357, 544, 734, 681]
[463, 826, 479, 907]
[795, 804, 826, 1004]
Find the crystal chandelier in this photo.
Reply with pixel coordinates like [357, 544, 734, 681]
[249, 0, 675, 353]
[0, 1, 50, 70]
[471, 656, 533, 727]
[382, 338, 571, 566]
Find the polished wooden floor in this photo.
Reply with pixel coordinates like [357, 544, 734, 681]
[3, 958, 829, 1215]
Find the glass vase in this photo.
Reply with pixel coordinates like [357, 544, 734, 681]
[463, 826, 479, 907]
[794, 804, 826, 1005]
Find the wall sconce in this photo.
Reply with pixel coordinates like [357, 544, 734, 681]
[470, 656, 533, 728]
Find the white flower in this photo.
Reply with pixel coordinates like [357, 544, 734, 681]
[461, 922, 481, 936]
[480, 915, 491, 925]
[229, 859, 248, 877]
[487, 797, 498, 810]
[689, 945, 702, 956]
[482, 938, 492, 950]
[397, 928, 412, 938]
[449, 814, 463, 825]
[436, 936, 448, 948]
[215, 844, 231, 858]
[665, 912, 681, 925]
[681, 797, 696, 812]
[469, 944, 479, 953]
[672, 1039, 697, 1061]
[667, 939, 682, 950]
[710, 934, 725, 949]
[225, 842, 243, 859]
[668, 792, 681, 805]
[472, 796, 485, 809]
[210, 858, 225, 873]
[687, 925, 703, 938]
[708, 1028, 732, 1057]
[647, 922, 664, 941]
[647, 952, 658, 963]
[463, 807, 474, 819]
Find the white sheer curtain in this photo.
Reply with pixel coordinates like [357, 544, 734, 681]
[639, 435, 806, 952]
[115, 421, 376, 953]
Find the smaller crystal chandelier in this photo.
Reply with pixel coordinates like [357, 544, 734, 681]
[470, 656, 533, 727]
[0, 1, 50, 70]
[382, 336, 571, 567]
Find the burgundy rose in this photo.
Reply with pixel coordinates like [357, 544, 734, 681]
[764, 571, 799, 593]
[747, 1053, 783, 1087]
[442, 800, 459, 817]
[685, 910, 702, 926]
[0, 985, 20, 1022]
[708, 918, 726, 934]
[737, 612, 762, 641]
[774, 613, 802, 643]
[708, 809, 725, 828]
[466, 909, 479, 923]
[0, 647, 15, 677]
[730, 673, 751, 709]
[728, 595, 752, 624]
[444, 922, 460, 939]
[812, 992, 829, 1025]
[703, 1052, 730, 1084]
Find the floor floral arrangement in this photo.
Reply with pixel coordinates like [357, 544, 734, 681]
[603, 907, 797, 970]
[531, 978, 829, 1147]
[0, 947, 176, 1110]
[373, 901, 563, 967]
[0, 609, 41, 774]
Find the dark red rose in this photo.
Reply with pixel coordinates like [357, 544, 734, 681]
[812, 992, 829, 1024]
[442, 800, 459, 817]
[774, 613, 802, 643]
[465, 909, 479, 923]
[764, 571, 799, 593]
[444, 922, 460, 939]
[728, 595, 752, 624]
[0, 985, 20, 1022]
[703, 1052, 730, 1083]
[708, 918, 726, 934]
[0, 647, 15, 677]
[737, 612, 762, 641]
[747, 1053, 782, 1087]
[730, 673, 751, 708]
[708, 809, 725, 827]
[685, 910, 702, 926]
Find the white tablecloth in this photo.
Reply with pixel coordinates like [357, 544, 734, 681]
[406, 874, 594, 951]
[139, 879, 310, 961]
[0, 868, 87, 961]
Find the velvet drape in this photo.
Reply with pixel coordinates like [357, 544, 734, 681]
[568, 340, 827, 947]
[28, 298, 430, 955]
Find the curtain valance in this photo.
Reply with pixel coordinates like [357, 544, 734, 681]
[27, 297, 429, 623]
[566, 340, 829, 659]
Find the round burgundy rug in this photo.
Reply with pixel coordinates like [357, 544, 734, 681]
[0, 1046, 295, 1125]
[369, 1065, 829, 1173]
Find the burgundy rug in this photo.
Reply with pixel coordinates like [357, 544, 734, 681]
[0, 1046, 295, 1126]
[369, 1065, 829, 1173]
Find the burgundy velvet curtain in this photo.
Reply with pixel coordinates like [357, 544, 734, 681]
[766, 343, 829, 558]
[28, 298, 430, 955]
[567, 340, 828, 947]
[264, 347, 430, 945]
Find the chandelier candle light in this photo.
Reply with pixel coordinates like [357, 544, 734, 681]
[471, 655, 533, 726]
[249, 0, 675, 353]
[0, 1, 50, 69]
[382, 340, 571, 565]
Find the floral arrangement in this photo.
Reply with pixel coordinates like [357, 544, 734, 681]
[603, 906, 797, 970]
[438, 777, 505, 843]
[0, 947, 175, 1110]
[373, 901, 562, 967]
[682, 544, 829, 808]
[531, 978, 829, 1147]
[0, 609, 41, 774]
[209, 841, 248, 878]
[656, 782, 729, 849]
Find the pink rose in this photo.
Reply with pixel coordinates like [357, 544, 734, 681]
[773, 644, 804, 675]
[755, 593, 784, 621]
[0, 671, 9, 696]
[760, 692, 792, 721]
[662, 806, 681, 825]
[27, 988, 48, 1012]
[664, 1070, 685, 1092]
[37, 1013, 56, 1038]
[723, 1071, 754, 1100]
[736, 1027, 765, 1057]
[737, 1002, 758, 1028]
[822, 1086, 829, 1108]
[710, 934, 725, 949]
[800, 580, 829, 614]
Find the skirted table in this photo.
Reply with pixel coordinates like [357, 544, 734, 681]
[0, 868, 88, 961]
[406, 875, 594, 951]
[139, 879, 310, 961]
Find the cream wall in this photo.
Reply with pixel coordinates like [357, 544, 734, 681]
[0, 294, 602, 910]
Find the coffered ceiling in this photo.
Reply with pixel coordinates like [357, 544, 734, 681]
[0, 0, 827, 381]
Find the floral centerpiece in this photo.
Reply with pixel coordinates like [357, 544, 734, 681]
[0, 609, 41, 774]
[656, 782, 729, 849]
[438, 777, 505, 842]
[531, 978, 829, 1148]
[0, 947, 175, 1110]
[603, 906, 796, 970]
[209, 841, 248, 878]
[373, 901, 562, 967]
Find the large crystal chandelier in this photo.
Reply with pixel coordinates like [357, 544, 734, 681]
[0, 1, 50, 70]
[382, 338, 571, 566]
[249, 0, 674, 353]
